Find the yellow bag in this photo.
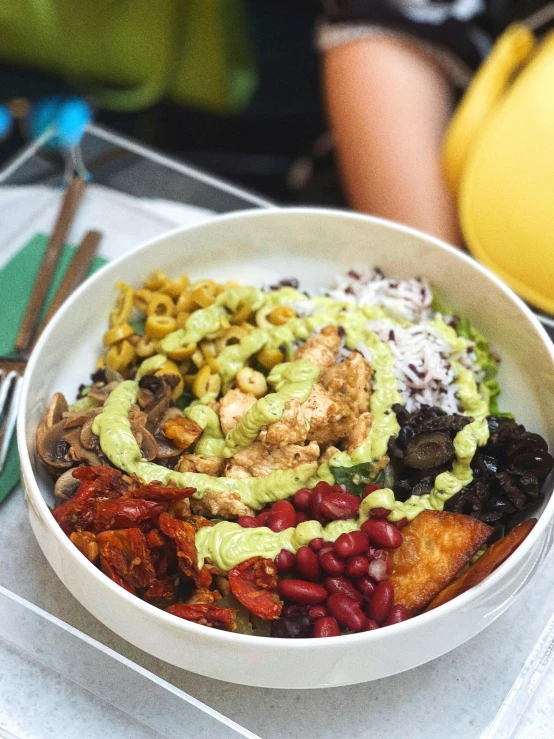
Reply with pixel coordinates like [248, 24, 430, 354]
[443, 16, 554, 315]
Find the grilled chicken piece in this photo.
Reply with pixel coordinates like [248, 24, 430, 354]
[190, 490, 254, 519]
[293, 325, 341, 371]
[258, 398, 308, 447]
[322, 352, 373, 416]
[176, 454, 226, 477]
[225, 441, 320, 478]
[301, 383, 352, 446]
[346, 411, 373, 453]
[318, 445, 341, 465]
[219, 389, 257, 434]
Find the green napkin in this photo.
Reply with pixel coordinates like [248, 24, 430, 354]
[0, 233, 107, 503]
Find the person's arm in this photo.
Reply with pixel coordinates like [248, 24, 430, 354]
[323, 35, 461, 245]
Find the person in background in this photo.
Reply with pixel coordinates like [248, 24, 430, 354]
[318, 1, 549, 245]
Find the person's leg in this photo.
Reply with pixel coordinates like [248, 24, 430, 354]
[323, 35, 461, 245]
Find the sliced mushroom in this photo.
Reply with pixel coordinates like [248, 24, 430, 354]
[45, 393, 69, 428]
[65, 427, 104, 466]
[36, 421, 74, 469]
[54, 468, 81, 500]
[80, 418, 101, 451]
[88, 381, 119, 403]
[63, 406, 103, 429]
[130, 421, 159, 461]
[153, 434, 182, 459]
[105, 367, 125, 384]
[137, 387, 155, 409]
[146, 393, 171, 433]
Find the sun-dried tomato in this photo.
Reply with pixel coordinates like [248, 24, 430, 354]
[187, 588, 221, 605]
[145, 528, 166, 549]
[159, 512, 211, 589]
[143, 577, 176, 608]
[52, 482, 100, 534]
[97, 528, 156, 591]
[228, 557, 282, 620]
[167, 603, 236, 631]
[89, 498, 166, 532]
[69, 531, 99, 562]
[126, 480, 196, 503]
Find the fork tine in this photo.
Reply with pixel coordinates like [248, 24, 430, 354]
[0, 372, 23, 475]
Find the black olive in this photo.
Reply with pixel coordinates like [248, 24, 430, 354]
[270, 615, 312, 638]
[139, 374, 164, 394]
[397, 424, 416, 449]
[404, 431, 455, 470]
[90, 368, 107, 385]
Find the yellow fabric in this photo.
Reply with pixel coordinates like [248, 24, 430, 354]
[443, 25, 554, 315]
[0, 0, 257, 114]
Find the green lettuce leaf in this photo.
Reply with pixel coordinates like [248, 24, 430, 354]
[456, 317, 502, 414]
[331, 463, 385, 497]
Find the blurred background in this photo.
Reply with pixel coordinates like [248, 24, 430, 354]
[0, 0, 339, 206]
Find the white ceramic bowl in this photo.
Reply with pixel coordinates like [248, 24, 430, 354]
[18, 208, 554, 689]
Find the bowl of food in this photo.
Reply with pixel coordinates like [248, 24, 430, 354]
[18, 208, 554, 688]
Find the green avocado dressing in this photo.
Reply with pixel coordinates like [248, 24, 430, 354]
[91, 380, 317, 509]
[217, 328, 268, 387]
[196, 517, 362, 571]
[222, 360, 319, 457]
[158, 287, 265, 354]
[195, 488, 401, 571]
[135, 353, 167, 380]
[185, 404, 225, 457]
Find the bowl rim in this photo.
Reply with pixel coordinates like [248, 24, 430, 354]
[17, 205, 554, 649]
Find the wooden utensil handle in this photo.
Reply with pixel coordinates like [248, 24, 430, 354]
[14, 176, 86, 354]
[32, 230, 102, 347]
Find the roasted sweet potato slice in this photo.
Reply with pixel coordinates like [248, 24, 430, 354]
[389, 510, 493, 615]
[425, 519, 537, 612]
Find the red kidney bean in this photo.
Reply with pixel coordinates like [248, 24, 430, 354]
[295, 546, 321, 582]
[309, 537, 324, 552]
[272, 500, 295, 513]
[310, 481, 333, 522]
[268, 500, 297, 533]
[361, 518, 403, 549]
[308, 604, 328, 622]
[361, 483, 382, 499]
[367, 551, 389, 582]
[319, 493, 361, 521]
[354, 575, 376, 599]
[367, 581, 394, 624]
[257, 510, 272, 526]
[382, 604, 409, 627]
[296, 512, 309, 525]
[293, 488, 312, 513]
[237, 515, 260, 528]
[326, 594, 366, 632]
[313, 616, 341, 638]
[363, 618, 380, 631]
[319, 549, 345, 575]
[324, 576, 363, 604]
[334, 531, 369, 558]
[319, 542, 335, 556]
[278, 579, 328, 605]
[275, 549, 295, 573]
[393, 517, 409, 530]
[345, 555, 369, 579]
[369, 507, 392, 518]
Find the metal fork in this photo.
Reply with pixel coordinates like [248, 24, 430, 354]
[0, 366, 24, 474]
[0, 230, 101, 478]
